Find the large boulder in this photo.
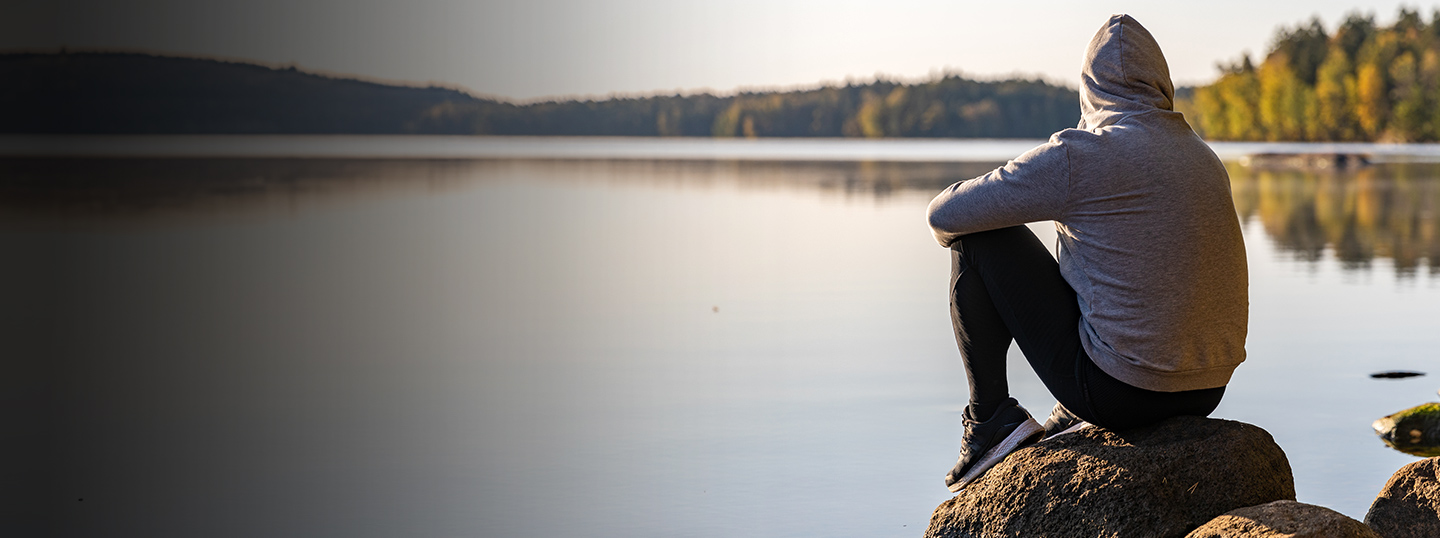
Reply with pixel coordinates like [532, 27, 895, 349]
[924, 416, 1295, 538]
[1185, 500, 1380, 537]
[1364, 457, 1440, 538]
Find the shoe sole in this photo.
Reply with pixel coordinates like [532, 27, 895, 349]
[947, 417, 1044, 493]
[1050, 421, 1092, 439]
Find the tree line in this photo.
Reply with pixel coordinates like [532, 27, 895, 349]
[480, 76, 1078, 138]
[1181, 8, 1440, 142]
[2, 52, 1078, 138]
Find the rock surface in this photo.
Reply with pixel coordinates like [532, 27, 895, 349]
[1372, 403, 1440, 457]
[1365, 457, 1440, 538]
[1185, 500, 1380, 537]
[924, 416, 1295, 538]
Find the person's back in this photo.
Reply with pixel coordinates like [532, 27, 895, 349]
[1056, 108, 1248, 392]
[925, 14, 1248, 493]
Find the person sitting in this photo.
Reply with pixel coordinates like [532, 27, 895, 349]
[925, 14, 1249, 493]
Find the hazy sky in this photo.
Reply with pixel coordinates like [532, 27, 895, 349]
[6, 0, 1437, 101]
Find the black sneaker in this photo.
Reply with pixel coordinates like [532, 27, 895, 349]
[944, 398, 1044, 493]
[1041, 402, 1091, 440]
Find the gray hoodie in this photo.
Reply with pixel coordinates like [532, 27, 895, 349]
[925, 14, 1247, 392]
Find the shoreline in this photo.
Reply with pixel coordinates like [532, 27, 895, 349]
[8, 134, 1440, 163]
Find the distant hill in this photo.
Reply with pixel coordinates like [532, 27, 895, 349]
[2, 52, 1079, 138]
[2, 52, 505, 135]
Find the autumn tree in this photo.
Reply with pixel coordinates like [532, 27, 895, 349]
[1188, 8, 1440, 142]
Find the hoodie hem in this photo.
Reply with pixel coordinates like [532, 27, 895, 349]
[1088, 354, 1238, 392]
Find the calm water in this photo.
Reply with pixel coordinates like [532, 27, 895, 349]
[8, 140, 1440, 536]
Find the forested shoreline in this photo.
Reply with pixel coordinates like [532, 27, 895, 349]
[1182, 8, 1440, 142]
[506, 76, 1078, 138]
[14, 8, 1440, 143]
[2, 52, 1077, 138]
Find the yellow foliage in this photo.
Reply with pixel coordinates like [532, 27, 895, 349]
[1355, 63, 1387, 138]
[1188, 10, 1440, 141]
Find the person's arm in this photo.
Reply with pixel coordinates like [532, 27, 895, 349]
[925, 139, 1072, 247]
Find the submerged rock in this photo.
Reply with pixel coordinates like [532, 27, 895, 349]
[1365, 457, 1440, 538]
[1372, 403, 1440, 457]
[924, 416, 1294, 538]
[1185, 500, 1379, 537]
[1239, 153, 1370, 170]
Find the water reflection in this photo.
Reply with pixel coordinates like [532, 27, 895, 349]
[0, 158, 488, 224]
[1229, 162, 1440, 277]
[8, 156, 987, 537]
[11, 157, 1440, 279]
[9, 154, 1440, 534]
[0, 158, 1001, 223]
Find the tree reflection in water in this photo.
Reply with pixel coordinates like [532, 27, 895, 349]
[1229, 162, 1440, 277]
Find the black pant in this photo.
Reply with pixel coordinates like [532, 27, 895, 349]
[950, 225, 1224, 430]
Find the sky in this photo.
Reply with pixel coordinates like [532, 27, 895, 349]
[6, 0, 1438, 101]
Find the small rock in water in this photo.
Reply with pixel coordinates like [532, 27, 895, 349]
[1371, 370, 1426, 379]
[1373, 403, 1440, 457]
[1240, 152, 1371, 170]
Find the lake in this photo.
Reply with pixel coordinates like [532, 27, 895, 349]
[8, 137, 1440, 537]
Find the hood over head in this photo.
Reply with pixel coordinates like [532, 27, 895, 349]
[1079, 14, 1174, 130]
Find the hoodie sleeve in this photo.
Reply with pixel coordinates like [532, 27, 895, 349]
[925, 139, 1071, 247]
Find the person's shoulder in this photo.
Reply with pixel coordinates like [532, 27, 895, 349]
[1050, 127, 1102, 146]
[1043, 127, 1107, 159]
[1005, 134, 1074, 175]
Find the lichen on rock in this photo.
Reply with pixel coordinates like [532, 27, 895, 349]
[1372, 403, 1440, 457]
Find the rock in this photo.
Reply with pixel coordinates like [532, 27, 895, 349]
[1372, 403, 1440, 457]
[1365, 457, 1440, 538]
[1239, 153, 1370, 170]
[1185, 500, 1380, 537]
[1368, 371, 1425, 379]
[924, 416, 1295, 538]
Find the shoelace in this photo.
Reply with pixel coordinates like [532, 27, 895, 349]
[958, 416, 986, 461]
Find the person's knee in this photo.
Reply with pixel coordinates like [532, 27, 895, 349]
[951, 225, 1048, 270]
[953, 225, 1036, 251]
